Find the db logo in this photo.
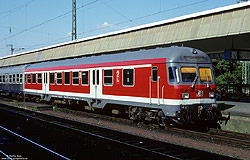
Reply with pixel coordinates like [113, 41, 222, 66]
[196, 90, 204, 97]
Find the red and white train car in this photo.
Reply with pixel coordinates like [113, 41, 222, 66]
[23, 47, 227, 127]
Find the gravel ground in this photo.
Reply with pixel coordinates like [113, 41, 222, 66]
[40, 109, 250, 160]
[1, 98, 249, 159]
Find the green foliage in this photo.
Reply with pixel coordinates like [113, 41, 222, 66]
[212, 59, 242, 88]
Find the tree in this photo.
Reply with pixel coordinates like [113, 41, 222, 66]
[212, 59, 242, 91]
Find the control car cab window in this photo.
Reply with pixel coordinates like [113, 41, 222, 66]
[181, 67, 196, 82]
[199, 68, 212, 82]
[168, 66, 179, 83]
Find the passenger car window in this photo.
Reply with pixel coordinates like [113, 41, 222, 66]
[199, 68, 212, 82]
[64, 72, 70, 85]
[104, 69, 113, 86]
[123, 69, 134, 86]
[3, 75, 5, 83]
[13, 74, 16, 84]
[20, 74, 23, 84]
[16, 74, 19, 84]
[9, 74, 12, 83]
[152, 67, 158, 82]
[27, 74, 31, 84]
[57, 72, 62, 85]
[181, 67, 196, 82]
[82, 71, 89, 85]
[50, 72, 55, 84]
[32, 73, 36, 84]
[72, 71, 79, 85]
[37, 73, 42, 84]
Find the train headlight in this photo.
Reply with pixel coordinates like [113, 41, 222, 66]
[209, 92, 215, 98]
[182, 93, 190, 99]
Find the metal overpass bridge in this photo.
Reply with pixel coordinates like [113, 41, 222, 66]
[1, 2, 250, 66]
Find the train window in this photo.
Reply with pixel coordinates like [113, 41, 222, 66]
[57, 72, 62, 85]
[168, 67, 179, 83]
[152, 67, 158, 82]
[0, 75, 2, 83]
[92, 70, 99, 85]
[64, 72, 70, 85]
[20, 74, 23, 84]
[32, 73, 36, 84]
[3, 75, 5, 83]
[16, 74, 19, 84]
[123, 69, 134, 86]
[9, 74, 12, 83]
[37, 73, 42, 84]
[104, 69, 113, 86]
[27, 74, 31, 84]
[82, 71, 89, 85]
[72, 71, 79, 85]
[181, 67, 196, 82]
[13, 74, 16, 84]
[25, 74, 27, 84]
[199, 68, 212, 82]
[50, 72, 55, 84]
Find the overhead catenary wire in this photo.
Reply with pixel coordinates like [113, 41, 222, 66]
[78, 0, 209, 36]
[11, 0, 210, 51]
[0, 0, 100, 43]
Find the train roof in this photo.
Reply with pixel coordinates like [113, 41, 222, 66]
[27, 47, 211, 70]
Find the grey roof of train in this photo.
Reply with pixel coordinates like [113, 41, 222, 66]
[0, 65, 26, 74]
[27, 47, 211, 69]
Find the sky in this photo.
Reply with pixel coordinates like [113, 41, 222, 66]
[0, 0, 243, 58]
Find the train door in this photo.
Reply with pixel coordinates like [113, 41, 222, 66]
[43, 72, 49, 94]
[150, 67, 160, 105]
[91, 69, 102, 102]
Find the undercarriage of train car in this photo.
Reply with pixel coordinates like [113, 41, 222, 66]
[174, 104, 230, 130]
[126, 103, 230, 130]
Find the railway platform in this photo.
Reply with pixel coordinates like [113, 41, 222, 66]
[217, 97, 250, 133]
[217, 97, 250, 117]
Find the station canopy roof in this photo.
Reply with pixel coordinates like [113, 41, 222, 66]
[1, 2, 250, 67]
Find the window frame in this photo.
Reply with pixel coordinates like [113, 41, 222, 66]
[3, 75, 6, 83]
[198, 67, 213, 82]
[64, 71, 70, 85]
[81, 70, 89, 86]
[16, 74, 19, 84]
[122, 68, 134, 87]
[27, 74, 31, 84]
[50, 72, 55, 85]
[72, 71, 79, 85]
[151, 67, 158, 82]
[168, 66, 180, 83]
[12, 74, 16, 84]
[32, 73, 36, 84]
[20, 74, 23, 84]
[56, 72, 62, 85]
[37, 73, 42, 84]
[103, 69, 113, 86]
[9, 74, 12, 84]
[180, 66, 197, 83]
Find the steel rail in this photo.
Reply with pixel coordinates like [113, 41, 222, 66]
[0, 102, 236, 160]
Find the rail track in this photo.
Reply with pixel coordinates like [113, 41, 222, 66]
[0, 102, 236, 160]
[56, 106, 250, 150]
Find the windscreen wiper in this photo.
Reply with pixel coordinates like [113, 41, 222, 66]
[205, 70, 210, 88]
[191, 74, 198, 89]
